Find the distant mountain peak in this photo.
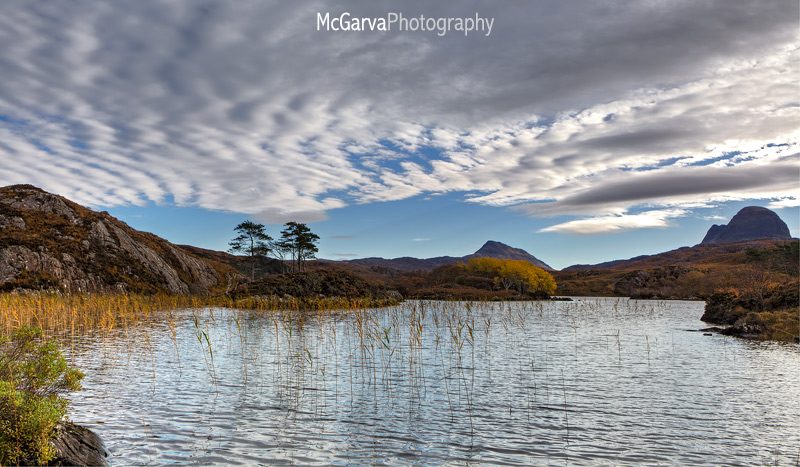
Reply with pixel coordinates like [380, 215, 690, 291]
[467, 240, 553, 270]
[341, 240, 552, 272]
[701, 206, 791, 244]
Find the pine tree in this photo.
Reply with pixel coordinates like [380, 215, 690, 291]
[229, 221, 273, 280]
[279, 222, 320, 272]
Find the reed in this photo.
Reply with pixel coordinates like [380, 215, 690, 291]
[0, 292, 212, 334]
[0, 292, 399, 336]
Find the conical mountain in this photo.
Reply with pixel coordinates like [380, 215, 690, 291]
[464, 241, 552, 270]
[701, 206, 791, 244]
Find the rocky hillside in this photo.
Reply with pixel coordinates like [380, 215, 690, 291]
[0, 185, 242, 294]
[701, 206, 791, 244]
[342, 240, 552, 272]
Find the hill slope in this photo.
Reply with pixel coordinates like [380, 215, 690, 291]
[0, 185, 242, 294]
[564, 206, 793, 272]
[554, 239, 798, 298]
[178, 244, 285, 280]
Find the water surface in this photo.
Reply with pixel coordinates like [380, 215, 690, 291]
[64, 299, 800, 465]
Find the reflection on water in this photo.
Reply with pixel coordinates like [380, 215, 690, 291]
[64, 299, 800, 466]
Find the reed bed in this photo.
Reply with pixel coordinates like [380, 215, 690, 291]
[0, 293, 203, 334]
[0, 292, 400, 336]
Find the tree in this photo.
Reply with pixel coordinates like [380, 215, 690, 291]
[279, 222, 320, 273]
[466, 257, 556, 297]
[229, 221, 273, 280]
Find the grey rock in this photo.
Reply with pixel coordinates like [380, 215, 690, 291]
[48, 422, 110, 467]
[1, 188, 80, 224]
[0, 213, 25, 230]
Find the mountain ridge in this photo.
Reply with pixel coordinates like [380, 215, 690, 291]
[563, 206, 793, 271]
[339, 240, 553, 272]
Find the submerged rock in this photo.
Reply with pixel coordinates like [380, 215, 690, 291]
[719, 312, 768, 339]
[48, 422, 110, 467]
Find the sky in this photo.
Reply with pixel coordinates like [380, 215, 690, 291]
[0, 1, 798, 270]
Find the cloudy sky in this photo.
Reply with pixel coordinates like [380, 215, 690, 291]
[1, 1, 798, 269]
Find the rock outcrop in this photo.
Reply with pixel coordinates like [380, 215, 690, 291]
[701, 206, 791, 244]
[0, 184, 242, 294]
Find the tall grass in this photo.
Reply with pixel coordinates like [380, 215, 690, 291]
[0, 292, 399, 335]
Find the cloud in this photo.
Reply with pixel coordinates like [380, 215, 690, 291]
[539, 209, 688, 236]
[768, 198, 800, 209]
[513, 154, 800, 217]
[413, 238, 430, 242]
[252, 207, 330, 224]
[0, 0, 796, 232]
[330, 235, 356, 240]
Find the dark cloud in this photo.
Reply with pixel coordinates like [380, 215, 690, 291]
[561, 158, 799, 207]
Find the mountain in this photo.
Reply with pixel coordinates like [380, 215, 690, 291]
[553, 206, 798, 299]
[701, 206, 791, 244]
[561, 256, 650, 271]
[342, 240, 553, 272]
[463, 240, 552, 269]
[0, 185, 243, 294]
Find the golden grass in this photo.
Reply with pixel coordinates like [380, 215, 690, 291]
[0, 292, 400, 335]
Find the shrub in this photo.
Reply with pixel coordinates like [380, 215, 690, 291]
[241, 269, 393, 300]
[0, 326, 84, 465]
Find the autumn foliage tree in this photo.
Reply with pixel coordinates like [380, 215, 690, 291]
[466, 257, 556, 297]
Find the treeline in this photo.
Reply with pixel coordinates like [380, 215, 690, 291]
[392, 257, 556, 300]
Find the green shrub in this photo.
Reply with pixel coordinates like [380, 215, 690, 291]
[0, 326, 84, 465]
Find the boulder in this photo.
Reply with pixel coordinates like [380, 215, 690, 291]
[700, 291, 741, 325]
[48, 422, 110, 467]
